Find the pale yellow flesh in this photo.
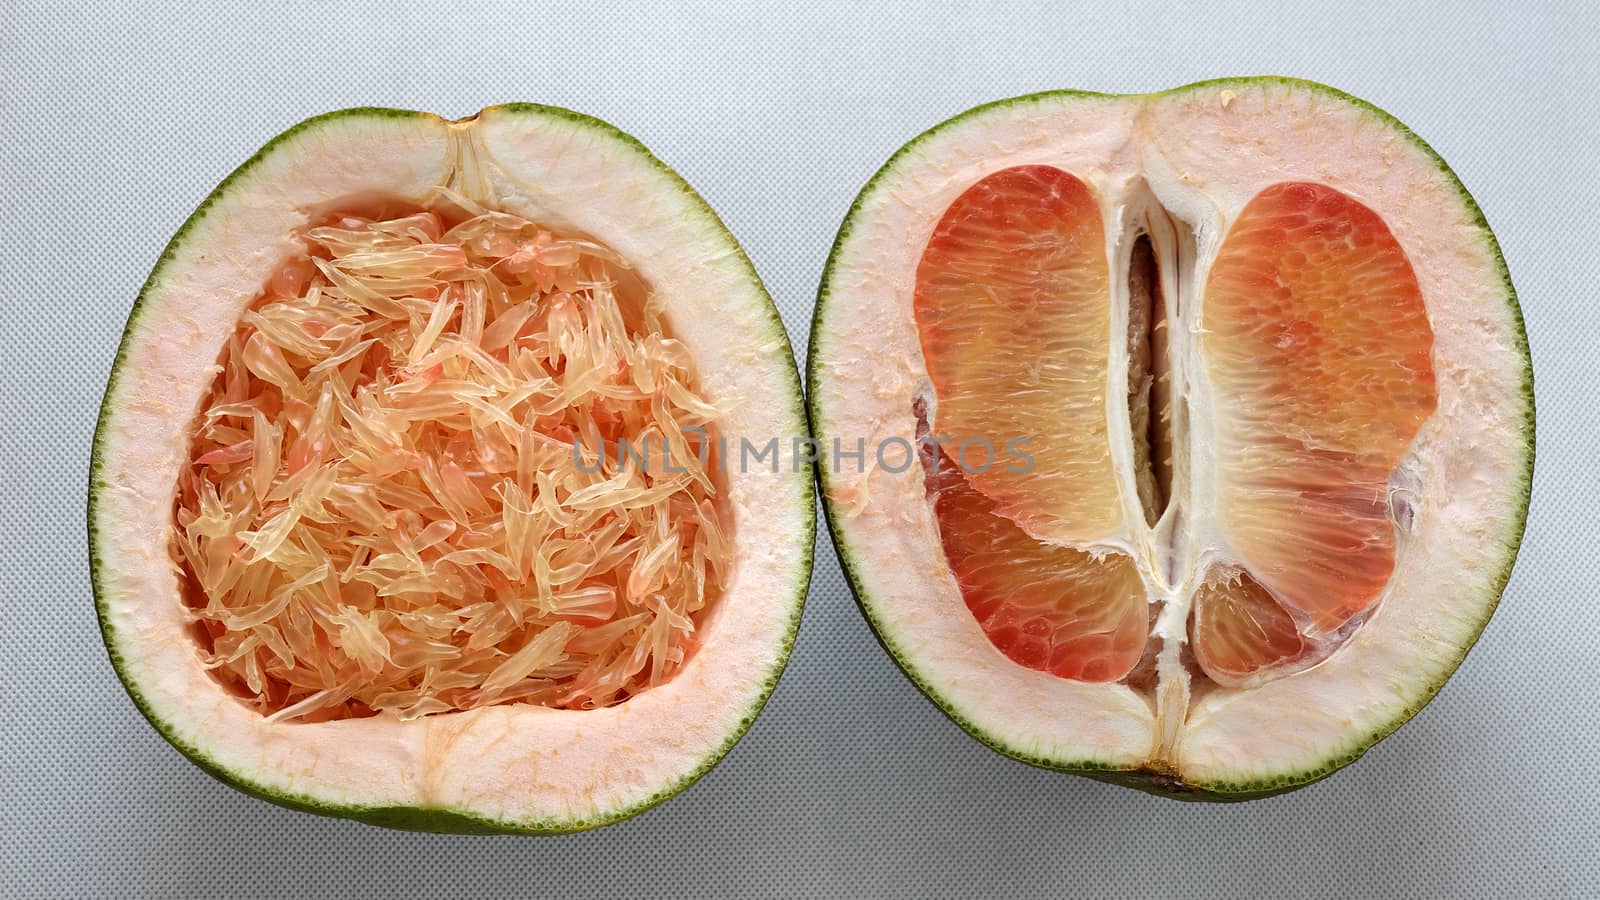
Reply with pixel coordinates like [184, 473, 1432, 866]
[177, 199, 731, 723]
[94, 109, 811, 828]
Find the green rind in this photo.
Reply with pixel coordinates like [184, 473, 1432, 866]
[807, 76, 1534, 800]
[89, 105, 814, 834]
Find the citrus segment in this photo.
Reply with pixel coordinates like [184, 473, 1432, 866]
[1190, 571, 1305, 683]
[1201, 182, 1437, 648]
[93, 104, 814, 833]
[914, 166, 1120, 544]
[924, 450, 1148, 682]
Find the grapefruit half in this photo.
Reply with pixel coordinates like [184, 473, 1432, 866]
[809, 79, 1533, 798]
[91, 107, 814, 832]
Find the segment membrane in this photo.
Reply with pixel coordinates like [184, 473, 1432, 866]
[1126, 233, 1173, 525]
[1196, 182, 1436, 677]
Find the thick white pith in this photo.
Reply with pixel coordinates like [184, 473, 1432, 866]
[812, 83, 1530, 787]
[93, 109, 811, 827]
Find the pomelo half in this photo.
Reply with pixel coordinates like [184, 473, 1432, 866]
[90, 106, 813, 832]
[808, 78, 1533, 798]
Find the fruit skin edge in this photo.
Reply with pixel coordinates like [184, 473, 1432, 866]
[88, 105, 816, 834]
[806, 76, 1535, 801]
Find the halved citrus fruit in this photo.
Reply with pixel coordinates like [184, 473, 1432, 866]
[810, 79, 1532, 797]
[91, 107, 813, 832]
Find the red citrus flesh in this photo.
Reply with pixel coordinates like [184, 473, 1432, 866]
[925, 451, 1148, 682]
[914, 166, 1147, 681]
[1190, 571, 1305, 682]
[914, 165, 1121, 545]
[1195, 182, 1436, 679]
[913, 172, 1434, 685]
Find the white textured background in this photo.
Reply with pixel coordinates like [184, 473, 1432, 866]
[3, 2, 1597, 898]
